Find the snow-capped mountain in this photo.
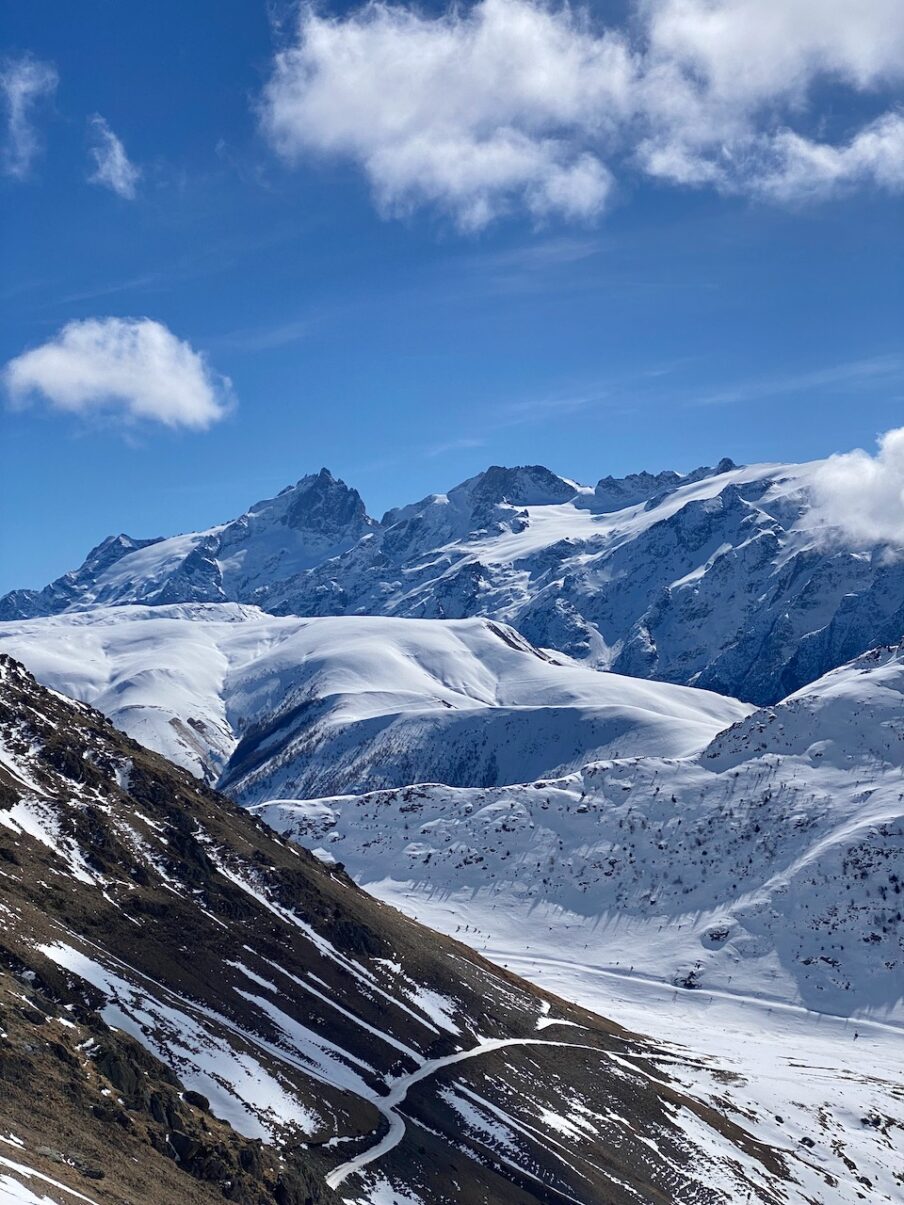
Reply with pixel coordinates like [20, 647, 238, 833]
[0, 604, 749, 799]
[270, 457, 903, 706]
[0, 468, 374, 618]
[2, 463, 900, 1205]
[256, 642, 904, 1024]
[4, 457, 902, 704]
[0, 656, 798, 1204]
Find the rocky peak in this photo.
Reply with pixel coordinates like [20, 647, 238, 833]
[80, 532, 164, 576]
[0, 532, 164, 621]
[254, 468, 372, 538]
[593, 469, 684, 512]
[452, 464, 578, 509]
[592, 458, 739, 513]
[377, 465, 578, 549]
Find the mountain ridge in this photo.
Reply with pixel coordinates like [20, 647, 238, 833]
[4, 456, 900, 704]
[0, 604, 750, 798]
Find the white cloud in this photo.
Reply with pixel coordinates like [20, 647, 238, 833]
[4, 317, 232, 431]
[645, 0, 904, 107]
[810, 426, 904, 547]
[259, 0, 904, 226]
[625, 0, 904, 196]
[0, 54, 57, 179]
[87, 114, 140, 199]
[260, 0, 631, 228]
[752, 112, 904, 202]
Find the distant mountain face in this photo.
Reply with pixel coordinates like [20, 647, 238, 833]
[256, 641, 904, 1025]
[3, 457, 903, 703]
[0, 604, 750, 799]
[0, 655, 789, 1204]
[0, 468, 375, 619]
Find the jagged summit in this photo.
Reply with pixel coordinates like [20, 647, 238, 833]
[0, 532, 165, 622]
[380, 463, 578, 529]
[257, 467, 372, 536]
[0, 468, 375, 621]
[452, 463, 579, 508]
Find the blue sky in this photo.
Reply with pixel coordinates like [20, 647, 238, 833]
[1, 0, 902, 593]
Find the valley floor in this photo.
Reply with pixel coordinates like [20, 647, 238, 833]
[370, 881, 904, 1205]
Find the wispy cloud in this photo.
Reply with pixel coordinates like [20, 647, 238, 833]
[213, 315, 312, 353]
[57, 268, 179, 306]
[44, 228, 303, 311]
[0, 54, 57, 179]
[425, 435, 487, 457]
[454, 236, 605, 296]
[692, 354, 904, 407]
[87, 114, 140, 199]
[416, 387, 608, 466]
[495, 390, 602, 428]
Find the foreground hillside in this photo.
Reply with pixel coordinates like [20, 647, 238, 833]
[0, 656, 791, 1204]
[3, 458, 903, 703]
[0, 604, 749, 798]
[258, 642, 904, 1021]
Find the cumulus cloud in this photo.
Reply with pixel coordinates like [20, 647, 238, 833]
[4, 318, 232, 431]
[0, 54, 57, 179]
[638, 0, 904, 195]
[644, 0, 904, 107]
[261, 0, 630, 228]
[259, 0, 904, 226]
[87, 114, 140, 199]
[809, 427, 904, 547]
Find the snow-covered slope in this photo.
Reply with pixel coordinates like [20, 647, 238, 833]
[0, 604, 749, 800]
[256, 643, 904, 1024]
[5, 457, 902, 703]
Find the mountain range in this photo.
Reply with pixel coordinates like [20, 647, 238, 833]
[4, 457, 903, 705]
